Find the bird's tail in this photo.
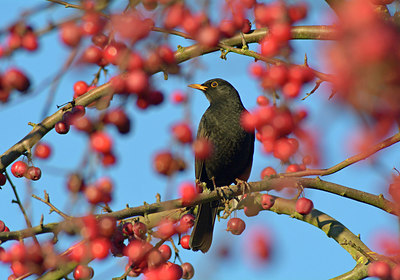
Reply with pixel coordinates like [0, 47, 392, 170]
[189, 202, 218, 253]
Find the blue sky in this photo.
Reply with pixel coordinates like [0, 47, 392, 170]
[0, 1, 398, 279]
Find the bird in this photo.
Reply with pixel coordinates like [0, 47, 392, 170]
[188, 78, 255, 253]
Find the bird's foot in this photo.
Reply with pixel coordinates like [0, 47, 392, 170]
[235, 178, 251, 195]
[216, 187, 230, 203]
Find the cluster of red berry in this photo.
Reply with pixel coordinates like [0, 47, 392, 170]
[328, 0, 400, 132]
[108, 214, 195, 279]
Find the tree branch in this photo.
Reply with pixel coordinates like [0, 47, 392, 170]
[281, 132, 400, 178]
[0, 177, 393, 242]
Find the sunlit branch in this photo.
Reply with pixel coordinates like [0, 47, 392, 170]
[0, 177, 394, 242]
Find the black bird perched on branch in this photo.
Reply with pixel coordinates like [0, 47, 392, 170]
[188, 78, 255, 253]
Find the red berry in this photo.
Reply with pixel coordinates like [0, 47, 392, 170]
[133, 222, 147, 240]
[192, 138, 213, 159]
[226, 217, 246, 235]
[102, 152, 117, 167]
[368, 261, 391, 279]
[98, 216, 116, 237]
[249, 230, 271, 261]
[171, 122, 193, 144]
[103, 108, 131, 134]
[157, 45, 175, 64]
[11, 161, 28, 178]
[10, 261, 28, 277]
[272, 111, 295, 136]
[124, 240, 152, 263]
[249, 63, 265, 78]
[282, 81, 301, 98]
[85, 186, 102, 204]
[60, 21, 82, 47]
[81, 12, 105, 36]
[90, 237, 110, 260]
[179, 182, 197, 205]
[286, 164, 301, 173]
[147, 249, 164, 269]
[21, 32, 38, 51]
[157, 219, 176, 239]
[269, 64, 288, 87]
[55, 121, 70, 134]
[260, 37, 279, 57]
[109, 76, 126, 93]
[67, 173, 85, 193]
[392, 264, 400, 280]
[240, 111, 257, 132]
[147, 90, 164, 106]
[159, 262, 183, 280]
[182, 13, 202, 35]
[260, 166, 277, 179]
[91, 33, 108, 48]
[34, 142, 51, 159]
[0, 221, 5, 232]
[3, 68, 30, 92]
[295, 197, 313, 215]
[71, 105, 86, 118]
[270, 22, 292, 43]
[180, 235, 191, 249]
[73, 116, 93, 133]
[261, 194, 275, 210]
[196, 26, 220, 47]
[7, 33, 22, 50]
[163, 3, 185, 29]
[81, 45, 103, 64]
[170, 90, 186, 104]
[127, 52, 144, 71]
[103, 42, 127, 65]
[90, 131, 113, 154]
[25, 166, 41, 181]
[125, 70, 149, 94]
[122, 222, 134, 236]
[73, 81, 89, 97]
[288, 3, 308, 22]
[219, 20, 237, 37]
[153, 151, 174, 176]
[256, 95, 270, 106]
[181, 262, 195, 279]
[180, 213, 195, 229]
[73, 264, 94, 279]
[158, 244, 172, 261]
[0, 174, 7, 186]
[273, 138, 297, 161]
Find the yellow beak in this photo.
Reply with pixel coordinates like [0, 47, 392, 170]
[188, 84, 208, 91]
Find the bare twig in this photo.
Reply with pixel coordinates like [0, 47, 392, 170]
[281, 132, 400, 178]
[32, 191, 71, 219]
[5, 171, 34, 229]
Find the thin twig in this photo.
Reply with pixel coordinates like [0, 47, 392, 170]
[5, 171, 34, 229]
[32, 191, 71, 219]
[281, 132, 400, 178]
[218, 43, 334, 82]
[46, 0, 83, 10]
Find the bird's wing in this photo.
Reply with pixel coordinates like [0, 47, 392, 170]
[195, 115, 210, 182]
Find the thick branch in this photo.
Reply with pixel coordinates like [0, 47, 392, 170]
[0, 177, 393, 242]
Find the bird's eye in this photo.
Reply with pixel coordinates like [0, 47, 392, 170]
[211, 81, 218, 88]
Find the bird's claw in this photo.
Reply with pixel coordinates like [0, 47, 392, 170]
[235, 178, 251, 195]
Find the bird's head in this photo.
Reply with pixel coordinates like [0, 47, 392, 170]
[188, 78, 242, 105]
